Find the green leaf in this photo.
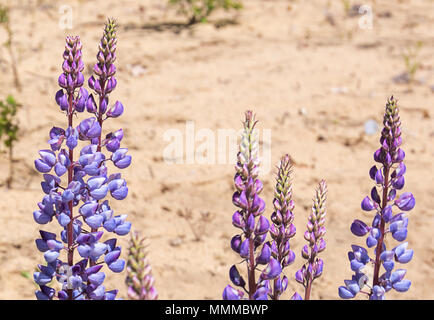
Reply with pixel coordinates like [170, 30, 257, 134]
[20, 270, 30, 279]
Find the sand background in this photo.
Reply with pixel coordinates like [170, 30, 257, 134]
[0, 0, 432, 300]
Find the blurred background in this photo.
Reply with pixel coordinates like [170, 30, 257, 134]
[0, 0, 432, 299]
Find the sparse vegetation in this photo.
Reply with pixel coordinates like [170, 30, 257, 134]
[0, 95, 20, 188]
[0, 5, 21, 91]
[168, 0, 242, 25]
[402, 41, 423, 85]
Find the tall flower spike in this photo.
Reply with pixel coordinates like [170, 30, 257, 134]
[294, 180, 327, 300]
[269, 154, 296, 300]
[224, 111, 280, 300]
[33, 20, 131, 300]
[88, 18, 126, 153]
[126, 231, 158, 300]
[339, 96, 415, 300]
[83, 18, 131, 271]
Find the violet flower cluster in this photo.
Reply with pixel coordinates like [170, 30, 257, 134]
[339, 96, 415, 300]
[223, 111, 282, 300]
[223, 111, 328, 300]
[268, 154, 296, 300]
[125, 231, 158, 300]
[293, 180, 327, 300]
[33, 19, 131, 300]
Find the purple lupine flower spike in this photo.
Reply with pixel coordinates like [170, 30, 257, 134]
[224, 111, 281, 300]
[34, 20, 131, 300]
[125, 231, 158, 300]
[294, 180, 327, 300]
[339, 96, 415, 300]
[269, 154, 296, 300]
[83, 19, 131, 273]
[88, 18, 124, 152]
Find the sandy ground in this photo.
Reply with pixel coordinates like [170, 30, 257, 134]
[0, 0, 432, 300]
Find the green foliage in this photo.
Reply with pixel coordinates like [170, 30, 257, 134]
[340, 0, 351, 14]
[402, 41, 423, 84]
[0, 95, 20, 148]
[0, 95, 20, 187]
[168, 0, 242, 24]
[0, 5, 9, 25]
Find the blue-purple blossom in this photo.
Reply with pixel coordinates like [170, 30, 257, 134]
[33, 19, 131, 300]
[339, 96, 415, 300]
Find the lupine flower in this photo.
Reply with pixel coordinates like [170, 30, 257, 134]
[33, 20, 131, 300]
[339, 96, 415, 300]
[125, 231, 158, 300]
[268, 154, 296, 300]
[294, 180, 327, 300]
[88, 18, 123, 153]
[223, 111, 281, 300]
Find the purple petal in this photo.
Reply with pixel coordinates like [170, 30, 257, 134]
[111, 186, 128, 200]
[85, 215, 104, 229]
[90, 185, 109, 200]
[79, 202, 99, 218]
[57, 213, 71, 227]
[114, 222, 131, 236]
[290, 292, 303, 300]
[350, 219, 370, 237]
[338, 286, 355, 299]
[260, 258, 281, 280]
[393, 279, 411, 292]
[88, 272, 106, 286]
[390, 269, 406, 284]
[361, 196, 375, 211]
[108, 259, 125, 273]
[256, 243, 271, 265]
[107, 101, 124, 118]
[114, 155, 131, 169]
[35, 159, 52, 173]
[44, 250, 59, 263]
[229, 265, 245, 287]
[395, 192, 415, 211]
[223, 285, 242, 300]
[392, 176, 405, 190]
[232, 211, 245, 229]
[239, 239, 250, 258]
[33, 210, 52, 224]
[254, 216, 269, 236]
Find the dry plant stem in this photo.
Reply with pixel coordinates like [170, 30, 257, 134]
[373, 166, 390, 287]
[6, 144, 13, 188]
[8, 42, 21, 91]
[4, 20, 21, 91]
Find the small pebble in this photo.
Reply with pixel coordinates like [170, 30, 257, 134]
[331, 87, 349, 94]
[169, 237, 182, 247]
[364, 119, 379, 135]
